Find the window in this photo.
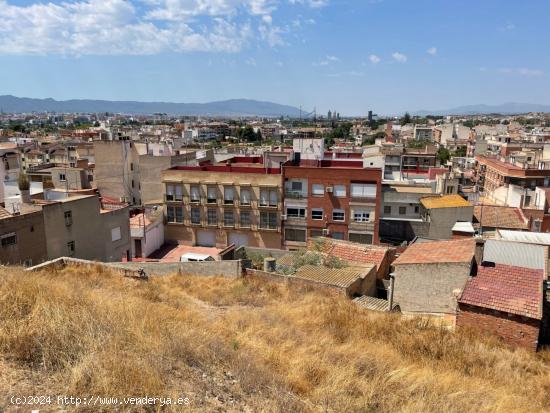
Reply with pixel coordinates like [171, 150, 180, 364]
[332, 209, 345, 222]
[260, 188, 278, 207]
[446, 186, 454, 194]
[332, 232, 345, 240]
[311, 209, 324, 220]
[224, 210, 234, 226]
[1, 232, 17, 247]
[334, 184, 346, 197]
[191, 207, 201, 224]
[240, 188, 251, 205]
[285, 228, 306, 242]
[64, 210, 72, 226]
[399, 206, 407, 215]
[350, 183, 377, 199]
[310, 229, 323, 238]
[286, 207, 306, 219]
[240, 211, 251, 227]
[414, 206, 420, 214]
[384, 205, 391, 214]
[312, 184, 324, 196]
[130, 162, 134, 171]
[207, 186, 217, 204]
[224, 186, 235, 204]
[354, 210, 370, 222]
[190, 185, 201, 202]
[167, 206, 184, 223]
[207, 208, 217, 225]
[349, 233, 373, 244]
[291, 181, 303, 192]
[111, 227, 121, 242]
[260, 212, 277, 229]
[166, 184, 183, 201]
[67, 241, 75, 256]
[59, 173, 66, 182]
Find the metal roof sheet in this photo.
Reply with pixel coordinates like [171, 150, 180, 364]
[496, 229, 550, 246]
[483, 240, 546, 270]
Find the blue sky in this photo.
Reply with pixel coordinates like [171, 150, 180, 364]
[0, 0, 549, 115]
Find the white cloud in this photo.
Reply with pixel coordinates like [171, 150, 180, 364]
[499, 67, 544, 77]
[327, 70, 364, 78]
[391, 52, 407, 63]
[0, 0, 317, 55]
[289, 0, 329, 8]
[314, 55, 340, 66]
[427, 47, 437, 56]
[369, 54, 381, 64]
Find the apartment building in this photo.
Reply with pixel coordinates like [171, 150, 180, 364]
[401, 146, 437, 178]
[94, 139, 212, 205]
[162, 156, 283, 249]
[282, 138, 382, 249]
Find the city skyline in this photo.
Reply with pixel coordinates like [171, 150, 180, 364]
[0, 0, 549, 114]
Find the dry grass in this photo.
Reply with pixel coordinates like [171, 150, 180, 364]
[1, 264, 549, 412]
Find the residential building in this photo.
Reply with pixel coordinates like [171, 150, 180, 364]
[457, 263, 543, 351]
[392, 239, 478, 315]
[283, 138, 382, 249]
[0, 205, 47, 266]
[130, 208, 164, 259]
[162, 156, 283, 249]
[413, 125, 434, 141]
[474, 205, 530, 235]
[419, 194, 474, 239]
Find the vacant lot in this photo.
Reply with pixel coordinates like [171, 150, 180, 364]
[0, 265, 549, 412]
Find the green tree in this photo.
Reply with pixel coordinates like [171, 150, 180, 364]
[400, 112, 412, 126]
[437, 147, 450, 164]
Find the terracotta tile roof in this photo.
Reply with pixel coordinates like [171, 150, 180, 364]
[474, 205, 529, 230]
[309, 238, 391, 269]
[393, 239, 476, 265]
[292, 265, 374, 288]
[0, 207, 12, 219]
[459, 264, 543, 319]
[420, 194, 471, 209]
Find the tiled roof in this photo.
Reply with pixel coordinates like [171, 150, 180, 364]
[393, 239, 476, 265]
[292, 265, 373, 288]
[459, 264, 543, 319]
[474, 205, 529, 230]
[420, 194, 472, 209]
[0, 207, 12, 219]
[310, 238, 391, 269]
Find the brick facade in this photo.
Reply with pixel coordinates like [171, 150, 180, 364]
[456, 303, 540, 351]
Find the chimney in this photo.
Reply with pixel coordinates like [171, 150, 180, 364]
[20, 189, 31, 204]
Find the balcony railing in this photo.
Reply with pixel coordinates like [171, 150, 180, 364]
[285, 190, 305, 199]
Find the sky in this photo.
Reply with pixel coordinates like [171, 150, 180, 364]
[0, 0, 549, 115]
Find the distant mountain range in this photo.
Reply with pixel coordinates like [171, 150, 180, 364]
[413, 102, 550, 116]
[0, 95, 302, 117]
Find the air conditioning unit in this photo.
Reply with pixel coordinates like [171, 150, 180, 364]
[281, 214, 287, 220]
[326, 186, 334, 193]
[322, 228, 330, 236]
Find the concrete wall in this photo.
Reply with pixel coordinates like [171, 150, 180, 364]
[457, 303, 540, 351]
[42, 195, 130, 262]
[426, 206, 474, 240]
[0, 210, 47, 266]
[393, 262, 472, 314]
[109, 260, 242, 277]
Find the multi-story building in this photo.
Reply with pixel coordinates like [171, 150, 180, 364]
[401, 146, 437, 178]
[282, 138, 382, 249]
[162, 156, 283, 249]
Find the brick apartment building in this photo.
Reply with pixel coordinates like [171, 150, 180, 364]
[162, 156, 283, 249]
[282, 138, 382, 249]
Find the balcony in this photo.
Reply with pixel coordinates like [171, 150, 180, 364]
[285, 190, 306, 200]
[349, 221, 375, 232]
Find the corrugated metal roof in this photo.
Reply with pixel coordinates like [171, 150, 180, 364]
[496, 229, 550, 246]
[452, 222, 475, 233]
[483, 240, 546, 270]
[353, 295, 398, 312]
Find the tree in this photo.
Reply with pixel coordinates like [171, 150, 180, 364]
[453, 146, 467, 157]
[400, 112, 412, 126]
[437, 147, 450, 164]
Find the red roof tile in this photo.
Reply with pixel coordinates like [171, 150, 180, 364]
[393, 239, 476, 265]
[459, 264, 543, 319]
[474, 205, 529, 230]
[309, 238, 390, 269]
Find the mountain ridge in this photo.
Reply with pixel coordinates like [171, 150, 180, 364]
[413, 102, 550, 116]
[0, 95, 302, 117]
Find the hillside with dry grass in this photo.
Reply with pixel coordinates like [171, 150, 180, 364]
[1, 265, 549, 412]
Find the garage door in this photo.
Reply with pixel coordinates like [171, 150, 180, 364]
[196, 230, 216, 247]
[228, 233, 249, 247]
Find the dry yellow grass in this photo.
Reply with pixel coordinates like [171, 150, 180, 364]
[0, 264, 549, 412]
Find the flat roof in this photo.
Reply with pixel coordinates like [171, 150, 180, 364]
[420, 195, 471, 209]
